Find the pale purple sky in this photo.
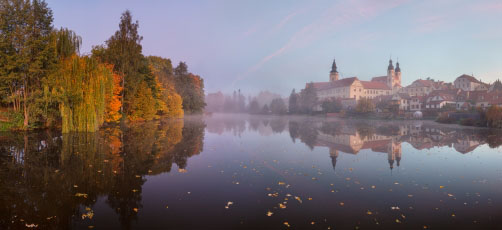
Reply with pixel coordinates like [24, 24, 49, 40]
[48, 0, 502, 96]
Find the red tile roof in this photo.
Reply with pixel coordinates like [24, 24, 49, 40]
[371, 76, 387, 82]
[361, 81, 391, 90]
[457, 74, 482, 84]
[309, 77, 358, 90]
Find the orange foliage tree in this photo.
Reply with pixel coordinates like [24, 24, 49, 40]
[105, 72, 123, 122]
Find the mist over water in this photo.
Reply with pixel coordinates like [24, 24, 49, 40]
[1, 114, 502, 229]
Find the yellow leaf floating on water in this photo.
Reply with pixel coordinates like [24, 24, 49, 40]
[366, 211, 373, 215]
[295, 196, 302, 203]
[75, 193, 88, 198]
[135, 175, 141, 178]
[395, 219, 401, 223]
[448, 194, 454, 197]
[311, 221, 315, 225]
[88, 226, 95, 229]
[266, 211, 273, 216]
[371, 185, 376, 189]
[133, 208, 138, 212]
[391, 206, 400, 210]
[440, 186, 445, 189]
[165, 205, 169, 209]
[308, 197, 312, 201]
[279, 203, 286, 209]
[283, 222, 290, 227]
[339, 202, 345, 206]
[25, 223, 38, 228]
[408, 194, 414, 198]
[451, 214, 456, 217]
[349, 168, 353, 171]
[132, 189, 139, 193]
[278, 182, 286, 186]
[73, 185, 78, 188]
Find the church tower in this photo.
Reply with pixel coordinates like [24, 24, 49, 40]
[395, 60, 402, 88]
[329, 58, 339, 82]
[387, 59, 395, 88]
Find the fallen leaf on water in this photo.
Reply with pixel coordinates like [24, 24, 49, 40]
[88, 226, 94, 229]
[75, 193, 88, 198]
[279, 203, 286, 209]
[408, 194, 414, 198]
[286, 194, 292, 197]
[440, 186, 445, 189]
[284, 222, 290, 227]
[371, 185, 376, 189]
[345, 178, 351, 181]
[278, 182, 286, 186]
[148, 170, 152, 173]
[73, 185, 78, 188]
[448, 194, 454, 197]
[311, 221, 315, 225]
[165, 205, 169, 209]
[308, 197, 312, 200]
[133, 208, 138, 212]
[132, 189, 139, 193]
[25, 224, 38, 228]
[366, 211, 373, 215]
[451, 214, 456, 217]
[395, 219, 401, 223]
[266, 211, 273, 216]
[349, 168, 353, 171]
[295, 196, 302, 203]
[339, 202, 344, 206]
[391, 206, 400, 210]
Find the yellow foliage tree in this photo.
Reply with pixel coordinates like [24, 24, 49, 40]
[129, 82, 157, 121]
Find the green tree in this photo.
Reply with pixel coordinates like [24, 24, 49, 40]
[355, 98, 375, 114]
[173, 62, 205, 113]
[270, 98, 287, 115]
[0, 0, 56, 129]
[288, 89, 299, 114]
[248, 99, 260, 114]
[321, 98, 342, 113]
[93, 10, 145, 116]
[300, 83, 318, 114]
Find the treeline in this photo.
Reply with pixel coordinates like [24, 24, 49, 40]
[206, 90, 288, 115]
[0, 0, 205, 132]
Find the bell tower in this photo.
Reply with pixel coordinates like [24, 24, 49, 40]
[387, 58, 395, 88]
[329, 58, 339, 82]
[395, 60, 402, 87]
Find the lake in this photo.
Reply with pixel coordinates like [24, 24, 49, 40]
[1, 114, 502, 229]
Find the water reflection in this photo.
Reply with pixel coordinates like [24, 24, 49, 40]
[1, 114, 502, 229]
[0, 119, 204, 229]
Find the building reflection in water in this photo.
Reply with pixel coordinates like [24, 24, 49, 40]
[204, 115, 502, 173]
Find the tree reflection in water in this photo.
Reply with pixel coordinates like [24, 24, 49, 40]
[0, 118, 205, 229]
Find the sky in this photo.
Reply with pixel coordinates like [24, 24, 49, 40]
[47, 0, 502, 96]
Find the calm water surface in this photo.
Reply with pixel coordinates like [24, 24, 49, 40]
[1, 114, 502, 229]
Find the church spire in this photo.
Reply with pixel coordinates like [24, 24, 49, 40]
[388, 58, 394, 71]
[395, 61, 401, 72]
[331, 58, 338, 73]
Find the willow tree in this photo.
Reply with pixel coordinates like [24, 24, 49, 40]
[48, 55, 116, 132]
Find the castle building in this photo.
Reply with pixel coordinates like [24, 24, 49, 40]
[310, 58, 402, 105]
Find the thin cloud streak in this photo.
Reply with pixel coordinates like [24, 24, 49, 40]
[232, 0, 410, 87]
